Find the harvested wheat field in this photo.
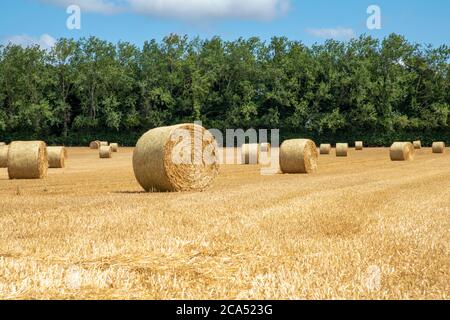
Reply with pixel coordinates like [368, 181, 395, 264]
[0, 147, 449, 300]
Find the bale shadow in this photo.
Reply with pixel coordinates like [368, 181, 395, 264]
[113, 191, 148, 195]
[113, 190, 176, 194]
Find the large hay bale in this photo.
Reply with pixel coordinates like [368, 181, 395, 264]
[432, 142, 445, 154]
[241, 144, 260, 164]
[320, 144, 331, 155]
[336, 143, 349, 157]
[390, 142, 415, 161]
[413, 141, 422, 149]
[0, 145, 8, 168]
[355, 141, 364, 151]
[0, 142, 5, 146]
[7, 141, 48, 179]
[280, 139, 318, 174]
[100, 141, 109, 147]
[99, 146, 112, 159]
[89, 140, 100, 149]
[133, 123, 220, 192]
[110, 143, 119, 152]
[47, 146, 66, 168]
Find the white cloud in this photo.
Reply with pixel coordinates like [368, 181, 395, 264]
[128, 0, 290, 20]
[3, 34, 57, 50]
[42, 0, 125, 14]
[306, 27, 356, 40]
[40, 0, 290, 20]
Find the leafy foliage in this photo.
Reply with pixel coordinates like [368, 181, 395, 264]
[0, 34, 448, 146]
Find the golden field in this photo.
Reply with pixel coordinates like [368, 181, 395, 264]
[0, 147, 449, 299]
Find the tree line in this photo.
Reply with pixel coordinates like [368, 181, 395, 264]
[0, 34, 449, 146]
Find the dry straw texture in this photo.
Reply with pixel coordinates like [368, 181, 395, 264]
[0, 145, 8, 168]
[280, 139, 318, 174]
[413, 141, 422, 149]
[432, 142, 445, 154]
[47, 147, 66, 168]
[0, 147, 450, 300]
[89, 141, 100, 149]
[110, 143, 119, 152]
[320, 144, 331, 155]
[7, 141, 48, 179]
[336, 143, 349, 157]
[355, 141, 364, 151]
[241, 144, 260, 164]
[390, 142, 415, 161]
[100, 141, 109, 147]
[99, 146, 112, 159]
[0, 142, 6, 146]
[133, 123, 220, 192]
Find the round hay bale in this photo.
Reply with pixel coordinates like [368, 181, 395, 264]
[432, 142, 445, 154]
[260, 143, 271, 153]
[280, 139, 318, 174]
[0, 145, 9, 168]
[100, 141, 109, 147]
[7, 141, 48, 179]
[133, 123, 220, 192]
[413, 141, 422, 149]
[47, 146, 66, 168]
[259, 143, 272, 166]
[110, 143, 119, 152]
[99, 146, 112, 159]
[241, 144, 260, 164]
[336, 143, 349, 157]
[320, 144, 331, 155]
[89, 140, 100, 149]
[355, 141, 364, 151]
[0, 142, 6, 146]
[390, 142, 415, 161]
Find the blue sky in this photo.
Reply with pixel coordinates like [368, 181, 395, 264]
[1, 0, 449, 49]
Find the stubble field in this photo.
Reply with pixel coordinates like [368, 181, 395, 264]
[0, 147, 449, 299]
